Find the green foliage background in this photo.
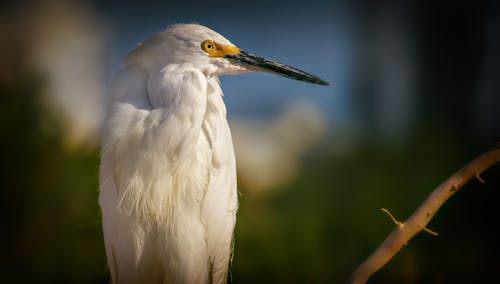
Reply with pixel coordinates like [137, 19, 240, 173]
[1, 1, 500, 283]
[1, 76, 498, 283]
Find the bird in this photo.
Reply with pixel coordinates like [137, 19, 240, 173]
[99, 23, 328, 284]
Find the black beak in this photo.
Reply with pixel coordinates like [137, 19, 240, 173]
[226, 50, 329, 86]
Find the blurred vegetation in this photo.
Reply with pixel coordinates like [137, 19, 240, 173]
[1, 73, 498, 283]
[1, 0, 499, 283]
[0, 76, 107, 283]
[232, 136, 499, 283]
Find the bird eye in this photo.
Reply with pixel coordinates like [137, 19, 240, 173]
[201, 40, 216, 52]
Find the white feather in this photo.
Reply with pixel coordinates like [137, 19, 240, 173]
[99, 24, 238, 284]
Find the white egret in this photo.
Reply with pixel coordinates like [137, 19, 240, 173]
[99, 23, 328, 284]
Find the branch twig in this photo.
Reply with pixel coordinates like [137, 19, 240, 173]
[350, 148, 500, 284]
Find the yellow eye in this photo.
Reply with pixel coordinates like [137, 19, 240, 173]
[200, 40, 240, 58]
[201, 40, 216, 52]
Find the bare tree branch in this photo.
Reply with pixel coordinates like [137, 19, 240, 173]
[350, 148, 500, 284]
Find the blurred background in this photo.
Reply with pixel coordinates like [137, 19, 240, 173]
[1, 0, 499, 283]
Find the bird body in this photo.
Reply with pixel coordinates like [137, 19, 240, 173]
[99, 24, 327, 284]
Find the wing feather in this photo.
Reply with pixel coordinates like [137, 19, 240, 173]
[100, 64, 213, 283]
[201, 78, 238, 283]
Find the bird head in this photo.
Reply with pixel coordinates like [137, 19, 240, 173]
[127, 24, 329, 86]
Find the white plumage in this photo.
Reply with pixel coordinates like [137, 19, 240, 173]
[99, 24, 327, 284]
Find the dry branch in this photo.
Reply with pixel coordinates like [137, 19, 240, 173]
[350, 148, 500, 284]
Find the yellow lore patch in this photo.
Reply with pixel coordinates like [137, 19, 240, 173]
[201, 40, 240, 57]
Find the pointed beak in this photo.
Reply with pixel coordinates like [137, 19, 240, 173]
[226, 50, 330, 86]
